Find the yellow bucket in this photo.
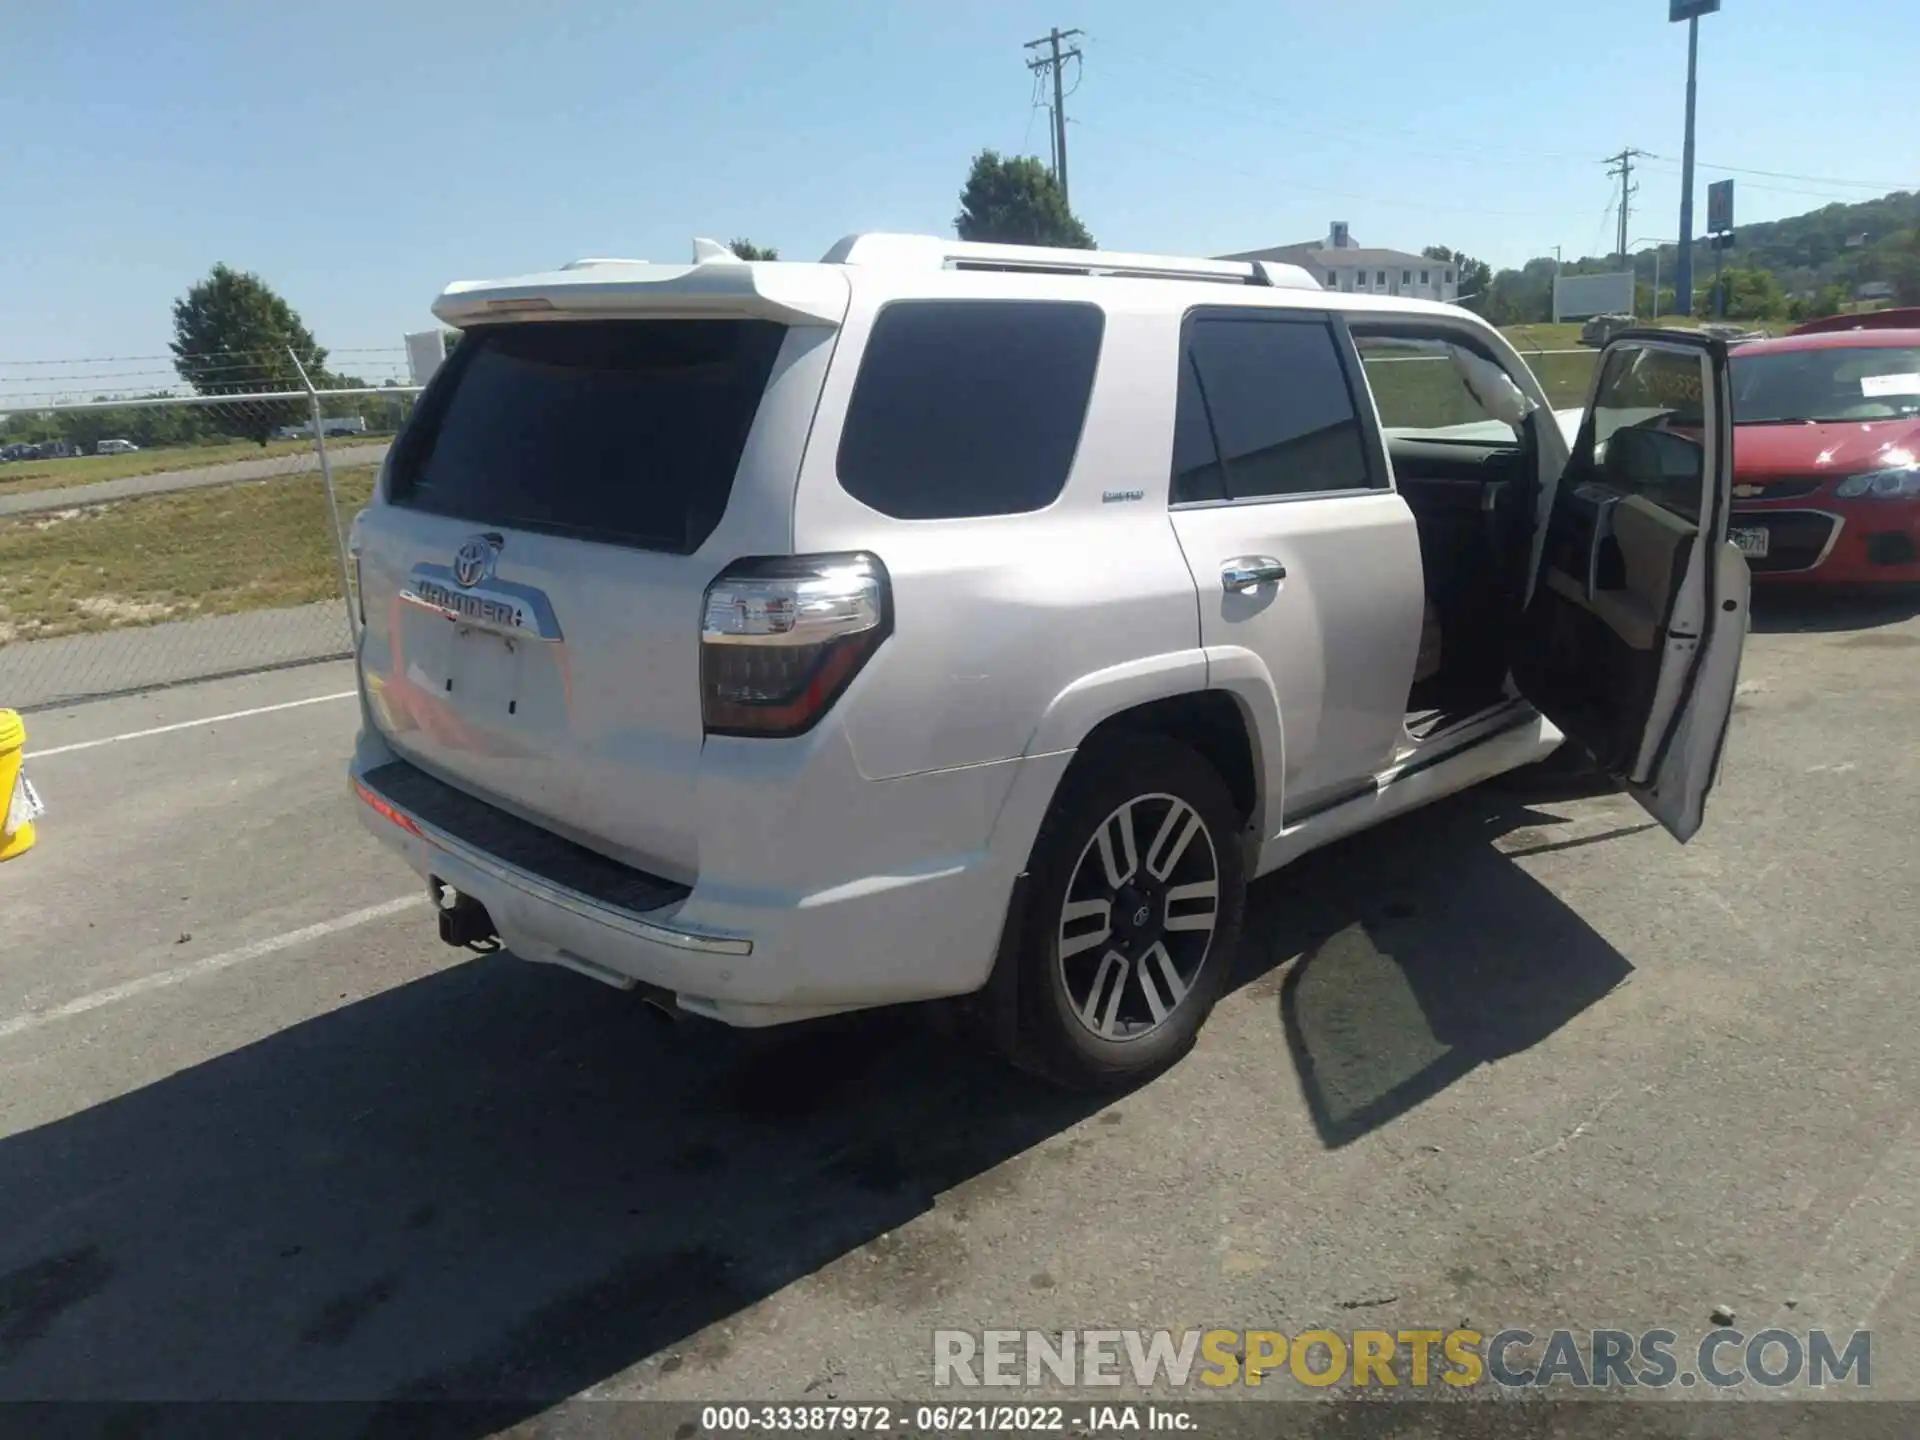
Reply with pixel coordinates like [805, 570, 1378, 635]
[0, 709, 40, 861]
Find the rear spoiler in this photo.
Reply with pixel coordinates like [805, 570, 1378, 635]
[432, 259, 850, 329]
[1790, 307, 1920, 336]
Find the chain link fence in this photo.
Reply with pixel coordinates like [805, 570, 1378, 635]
[0, 336, 1597, 714]
[0, 354, 422, 709]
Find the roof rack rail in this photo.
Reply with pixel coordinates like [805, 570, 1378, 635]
[819, 233, 1322, 291]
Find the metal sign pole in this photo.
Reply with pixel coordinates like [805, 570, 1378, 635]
[1669, 0, 1719, 315]
[1675, 15, 1700, 316]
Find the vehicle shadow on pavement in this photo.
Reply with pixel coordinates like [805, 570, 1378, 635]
[0, 953, 1099, 1420]
[1748, 587, 1920, 635]
[0, 779, 1632, 1418]
[1235, 779, 1638, 1149]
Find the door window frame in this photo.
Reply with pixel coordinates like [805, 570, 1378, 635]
[1168, 306, 1392, 511]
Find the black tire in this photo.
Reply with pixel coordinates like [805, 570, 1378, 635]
[1006, 733, 1247, 1091]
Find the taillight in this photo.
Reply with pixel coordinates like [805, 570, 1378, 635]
[700, 553, 891, 737]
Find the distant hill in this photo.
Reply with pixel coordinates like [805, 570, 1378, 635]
[1633, 190, 1920, 295]
[1468, 190, 1920, 324]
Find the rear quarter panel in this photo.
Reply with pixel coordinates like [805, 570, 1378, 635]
[790, 275, 1207, 783]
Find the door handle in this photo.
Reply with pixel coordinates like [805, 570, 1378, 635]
[1222, 558, 1287, 593]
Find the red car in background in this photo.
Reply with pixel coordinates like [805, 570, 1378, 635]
[1727, 309, 1920, 586]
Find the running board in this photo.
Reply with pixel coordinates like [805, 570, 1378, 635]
[1254, 709, 1564, 877]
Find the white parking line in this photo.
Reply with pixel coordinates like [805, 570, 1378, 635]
[0, 894, 424, 1042]
[26, 690, 358, 760]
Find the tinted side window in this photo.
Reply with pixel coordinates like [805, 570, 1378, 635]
[1178, 316, 1375, 501]
[836, 300, 1104, 520]
[1170, 350, 1227, 504]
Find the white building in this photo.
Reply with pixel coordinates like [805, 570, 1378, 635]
[1218, 223, 1459, 302]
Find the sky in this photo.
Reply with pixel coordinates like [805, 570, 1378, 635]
[2, 0, 1916, 378]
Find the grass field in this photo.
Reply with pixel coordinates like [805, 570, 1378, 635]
[1363, 347, 1599, 429]
[0, 467, 375, 643]
[1498, 316, 1779, 355]
[1500, 322, 1600, 354]
[1531, 350, 1598, 408]
[0, 437, 329, 490]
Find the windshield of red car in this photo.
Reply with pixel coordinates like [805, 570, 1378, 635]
[1732, 345, 1920, 424]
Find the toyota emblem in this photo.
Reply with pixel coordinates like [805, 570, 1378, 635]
[452, 535, 499, 589]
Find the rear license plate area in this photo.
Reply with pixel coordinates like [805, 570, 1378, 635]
[448, 627, 524, 715]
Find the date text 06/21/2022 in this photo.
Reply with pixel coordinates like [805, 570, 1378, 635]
[698, 1404, 1194, 1432]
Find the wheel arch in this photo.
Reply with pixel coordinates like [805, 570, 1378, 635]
[995, 648, 1285, 868]
[967, 656, 1282, 1067]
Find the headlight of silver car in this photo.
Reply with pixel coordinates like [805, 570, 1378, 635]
[1835, 464, 1920, 499]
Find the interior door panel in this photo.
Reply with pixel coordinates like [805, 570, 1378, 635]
[1388, 438, 1530, 707]
[1512, 330, 1747, 841]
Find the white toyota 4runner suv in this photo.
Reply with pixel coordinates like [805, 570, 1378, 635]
[348, 233, 1748, 1089]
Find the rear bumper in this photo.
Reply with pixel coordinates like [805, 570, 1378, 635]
[1735, 501, 1920, 585]
[349, 728, 1070, 1027]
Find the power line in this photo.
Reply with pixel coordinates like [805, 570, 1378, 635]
[1019, 61, 1048, 160]
[1092, 40, 1593, 166]
[1069, 117, 1567, 221]
[1604, 148, 1649, 265]
[1024, 27, 1084, 206]
[1636, 156, 1905, 204]
[1092, 37, 1916, 199]
[1591, 195, 1619, 263]
[0, 346, 405, 369]
[1692, 159, 1914, 191]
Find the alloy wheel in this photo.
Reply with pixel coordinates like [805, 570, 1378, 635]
[1056, 792, 1221, 1042]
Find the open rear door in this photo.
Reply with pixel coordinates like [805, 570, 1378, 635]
[1512, 330, 1747, 842]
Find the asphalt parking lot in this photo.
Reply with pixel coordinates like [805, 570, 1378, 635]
[2, 590, 1917, 1420]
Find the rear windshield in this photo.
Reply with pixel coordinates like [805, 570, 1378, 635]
[390, 319, 787, 553]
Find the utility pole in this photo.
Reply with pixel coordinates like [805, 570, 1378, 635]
[1025, 27, 1084, 207]
[1604, 148, 1648, 266]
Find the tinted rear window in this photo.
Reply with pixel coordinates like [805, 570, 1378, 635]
[835, 300, 1105, 519]
[390, 319, 787, 553]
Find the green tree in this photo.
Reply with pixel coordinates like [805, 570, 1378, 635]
[1483, 257, 1559, 326]
[170, 263, 330, 444]
[1423, 245, 1493, 311]
[727, 239, 779, 261]
[1693, 265, 1789, 321]
[954, 150, 1094, 248]
[1891, 229, 1920, 306]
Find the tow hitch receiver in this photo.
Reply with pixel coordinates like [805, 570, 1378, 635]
[431, 878, 499, 951]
